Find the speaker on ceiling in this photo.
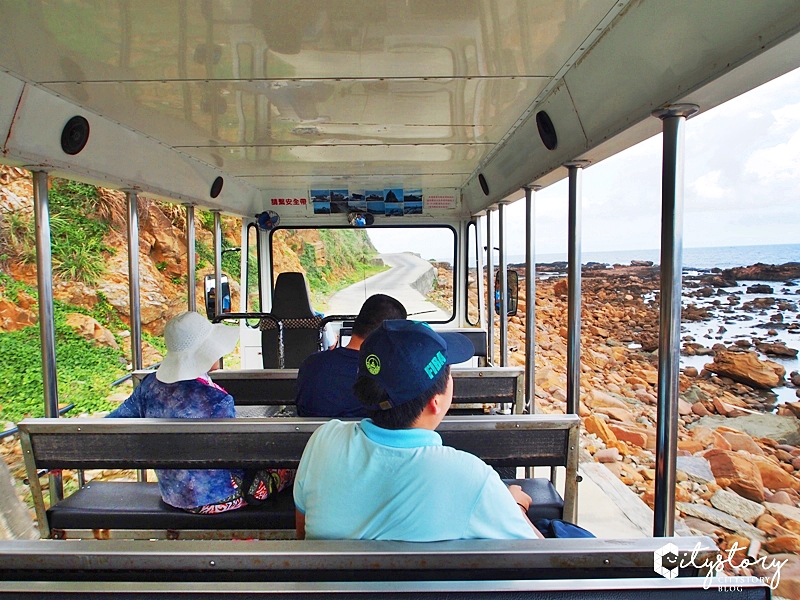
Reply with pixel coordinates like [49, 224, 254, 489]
[478, 173, 490, 196]
[210, 176, 224, 198]
[536, 111, 558, 151]
[60, 116, 90, 155]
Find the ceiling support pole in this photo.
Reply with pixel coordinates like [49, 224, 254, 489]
[652, 104, 699, 538]
[32, 170, 62, 503]
[498, 202, 509, 371]
[184, 204, 196, 313]
[485, 209, 494, 366]
[524, 186, 541, 415]
[565, 161, 590, 417]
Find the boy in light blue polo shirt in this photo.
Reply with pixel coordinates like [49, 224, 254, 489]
[293, 320, 540, 541]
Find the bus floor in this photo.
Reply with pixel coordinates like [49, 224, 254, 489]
[530, 466, 647, 539]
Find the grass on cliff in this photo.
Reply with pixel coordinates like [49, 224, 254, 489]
[0, 180, 113, 284]
[0, 274, 125, 423]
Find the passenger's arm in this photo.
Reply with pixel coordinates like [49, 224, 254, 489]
[507, 485, 544, 539]
[295, 509, 306, 540]
[106, 384, 144, 418]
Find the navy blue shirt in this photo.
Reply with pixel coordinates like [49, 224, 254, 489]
[295, 347, 368, 418]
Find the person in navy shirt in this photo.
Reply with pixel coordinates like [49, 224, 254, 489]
[295, 294, 406, 418]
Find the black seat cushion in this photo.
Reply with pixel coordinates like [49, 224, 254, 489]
[48, 481, 295, 531]
[502, 478, 564, 521]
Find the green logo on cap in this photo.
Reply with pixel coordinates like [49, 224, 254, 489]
[365, 354, 381, 375]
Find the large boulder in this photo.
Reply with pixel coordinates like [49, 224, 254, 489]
[705, 449, 765, 502]
[64, 313, 119, 350]
[690, 413, 800, 446]
[704, 350, 785, 389]
[0, 297, 36, 332]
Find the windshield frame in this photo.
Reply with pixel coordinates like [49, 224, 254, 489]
[268, 224, 458, 325]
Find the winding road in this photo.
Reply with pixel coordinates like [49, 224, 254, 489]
[325, 253, 451, 321]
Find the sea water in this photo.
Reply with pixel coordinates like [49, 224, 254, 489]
[507, 243, 800, 269]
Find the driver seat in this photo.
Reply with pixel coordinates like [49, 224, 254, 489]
[261, 272, 321, 368]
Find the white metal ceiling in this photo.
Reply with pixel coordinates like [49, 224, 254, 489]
[1, 0, 799, 218]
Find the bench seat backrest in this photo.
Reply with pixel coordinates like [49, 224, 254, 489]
[131, 367, 524, 409]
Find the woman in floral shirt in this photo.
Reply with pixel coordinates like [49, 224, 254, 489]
[108, 311, 293, 514]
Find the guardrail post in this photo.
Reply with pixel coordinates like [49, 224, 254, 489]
[652, 104, 699, 537]
[184, 204, 196, 312]
[485, 208, 495, 366]
[564, 162, 589, 416]
[32, 170, 62, 503]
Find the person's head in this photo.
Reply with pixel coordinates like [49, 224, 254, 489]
[352, 294, 407, 339]
[354, 320, 474, 429]
[155, 311, 239, 384]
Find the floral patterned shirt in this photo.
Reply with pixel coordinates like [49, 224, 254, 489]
[107, 372, 242, 509]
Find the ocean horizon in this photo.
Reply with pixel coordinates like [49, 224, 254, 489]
[503, 243, 800, 271]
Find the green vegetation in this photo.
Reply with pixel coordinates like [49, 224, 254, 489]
[0, 180, 113, 284]
[0, 276, 124, 422]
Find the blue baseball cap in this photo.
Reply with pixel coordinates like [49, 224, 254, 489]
[357, 320, 475, 410]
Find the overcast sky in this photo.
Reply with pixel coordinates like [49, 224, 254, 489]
[370, 66, 800, 260]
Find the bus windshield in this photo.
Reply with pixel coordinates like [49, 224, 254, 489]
[271, 226, 455, 323]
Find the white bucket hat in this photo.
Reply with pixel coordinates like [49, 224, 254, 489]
[156, 311, 240, 384]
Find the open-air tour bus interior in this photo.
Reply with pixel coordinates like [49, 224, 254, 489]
[1, 0, 799, 597]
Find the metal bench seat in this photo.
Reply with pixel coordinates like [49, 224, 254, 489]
[45, 479, 562, 539]
[47, 481, 296, 537]
[20, 415, 579, 540]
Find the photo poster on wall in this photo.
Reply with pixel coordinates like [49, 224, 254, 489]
[310, 189, 331, 214]
[310, 188, 425, 217]
[383, 188, 403, 217]
[365, 190, 384, 215]
[403, 189, 422, 215]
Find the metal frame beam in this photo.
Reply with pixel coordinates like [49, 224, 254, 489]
[564, 162, 589, 416]
[485, 209, 495, 366]
[31, 170, 62, 504]
[498, 203, 508, 369]
[524, 186, 540, 415]
[184, 204, 196, 312]
[651, 104, 699, 538]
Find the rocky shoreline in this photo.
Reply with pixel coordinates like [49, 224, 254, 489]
[495, 260, 800, 596]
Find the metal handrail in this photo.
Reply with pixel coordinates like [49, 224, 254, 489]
[1, 403, 74, 441]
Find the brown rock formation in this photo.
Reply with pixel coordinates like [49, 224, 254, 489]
[705, 350, 785, 389]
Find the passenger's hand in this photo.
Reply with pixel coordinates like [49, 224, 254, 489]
[508, 484, 532, 511]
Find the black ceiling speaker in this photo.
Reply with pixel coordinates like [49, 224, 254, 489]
[210, 176, 224, 198]
[536, 110, 558, 151]
[60, 116, 90, 155]
[478, 173, 490, 196]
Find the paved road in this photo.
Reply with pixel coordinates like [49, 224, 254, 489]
[325, 253, 451, 321]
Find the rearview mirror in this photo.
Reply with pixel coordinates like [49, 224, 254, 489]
[204, 274, 231, 320]
[494, 269, 519, 317]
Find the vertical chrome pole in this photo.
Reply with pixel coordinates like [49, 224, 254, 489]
[213, 210, 223, 319]
[184, 204, 196, 312]
[652, 104, 698, 538]
[126, 190, 146, 483]
[126, 191, 143, 371]
[524, 186, 540, 415]
[475, 216, 486, 366]
[32, 170, 62, 503]
[485, 209, 495, 366]
[498, 202, 508, 368]
[565, 162, 589, 416]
